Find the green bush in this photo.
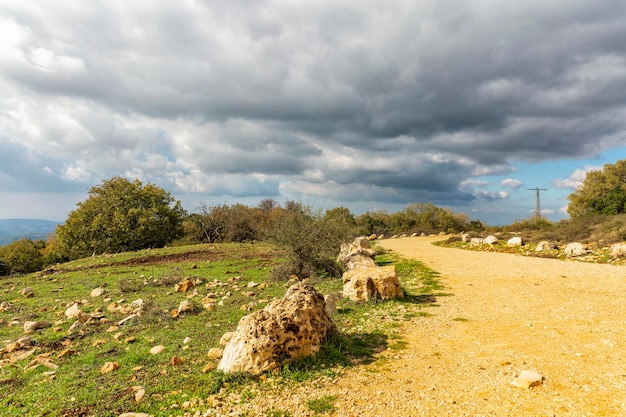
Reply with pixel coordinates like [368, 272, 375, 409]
[0, 238, 45, 274]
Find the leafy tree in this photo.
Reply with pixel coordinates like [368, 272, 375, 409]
[355, 210, 391, 236]
[266, 204, 356, 280]
[0, 238, 45, 274]
[56, 177, 186, 258]
[568, 160, 626, 218]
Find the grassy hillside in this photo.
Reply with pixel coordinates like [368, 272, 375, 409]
[0, 242, 443, 417]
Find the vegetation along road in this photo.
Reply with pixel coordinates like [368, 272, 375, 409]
[323, 236, 626, 416]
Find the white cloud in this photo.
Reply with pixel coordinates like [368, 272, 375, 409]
[61, 163, 92, 182]
[553, 166, 600, 189]
[499, 178, 523, 189]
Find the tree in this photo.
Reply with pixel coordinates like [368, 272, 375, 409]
[568, 160, 626, 218]
[56, 177, 186, 258]
[266, 204, 357, 280]
[0, 238, 45, 274]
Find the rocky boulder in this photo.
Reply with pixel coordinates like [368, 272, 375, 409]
[564, 242, 589, 257]
[218, 282, 336, 375]
[610, 242, 626, 258]
[507, 236, 524, 246]
[484, 235, 499, 245]
[337, 236, 377, 271]
[535, 241, 558, 252]
[342, 265, 404, 302]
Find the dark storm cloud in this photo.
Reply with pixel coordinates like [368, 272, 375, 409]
[1, 0, 626, 213]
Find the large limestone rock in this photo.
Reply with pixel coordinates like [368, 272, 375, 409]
[610, 242, 626, 258]
[535, 241, 558, 252]
[484, 235, 499, 245]
[564, 242, 589, 257]
[342, 265, 404, 302]
[218, 282, 336, 375]
[507, 236, 524, 246]
[337, 236, 377, 271]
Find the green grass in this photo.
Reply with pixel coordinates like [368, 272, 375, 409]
[307, 395, 336, 414]
[0, 242, 445, 416]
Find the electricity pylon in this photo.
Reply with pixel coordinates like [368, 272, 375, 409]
[527, 188, 548, 218]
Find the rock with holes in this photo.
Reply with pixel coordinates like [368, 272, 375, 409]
[342, 265, 404, 302]
[337, 236, 378, 271]
[218, 282, 336, 375]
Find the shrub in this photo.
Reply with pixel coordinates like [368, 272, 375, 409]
[265, 204, 357, 280]
[0, 238, 45, 274]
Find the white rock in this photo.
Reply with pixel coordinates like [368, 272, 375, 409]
[536, 241, 558, 252]
[177, 300, 195, 314]
[484, 235, 499, 244]
[564, 242, 588, 257]
[610, 242, 626, 258]
[218, 283, 336, 375]
[511, 370, 543, 388]
[342, 266, 404, 302]
[90, 287, 107, 297]
[219, 332, 234, 346]
[65, 303, 83, 318]
[24, 320, 50, 334]
[507, 236, 524, 246]
[150, 345, 165, 355]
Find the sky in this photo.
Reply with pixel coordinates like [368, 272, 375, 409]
[1, 1, 626, 225]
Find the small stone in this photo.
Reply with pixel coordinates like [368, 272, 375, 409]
[20, 287, 35, 297]
[202, 363, 216, 373]
[90, 287, 107, 298]
[150, 345, 165, 355]
[511, 370, 543, 388]
[175, 279, 195, 293]
[183, 337, 192, 345]
[177, 300, 195, 314]
[124, 336, 136, 344]
[100, 361, 120, 373]
[57, 348, 76, 359]
[130, 299, 144, 311]
[202, 298, 216, 311]
[134, 388, 146, 403]
[92, 339, 106, 347]
[207, 348, 223, 359]
[106, 325, 120, 333]
[23, 320, 50, 334]
[219, 332, 234, 346]
[247, 281, 259, 288]
[170, 356, 185, 365]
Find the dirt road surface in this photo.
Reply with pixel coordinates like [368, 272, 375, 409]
[327, 236, 626, 416]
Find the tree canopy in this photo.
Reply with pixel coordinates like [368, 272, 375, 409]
[568, 160, 626, 218]
[56, 177, 186, 259]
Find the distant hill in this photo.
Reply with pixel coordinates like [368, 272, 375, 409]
[0, 219, 61, 245]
